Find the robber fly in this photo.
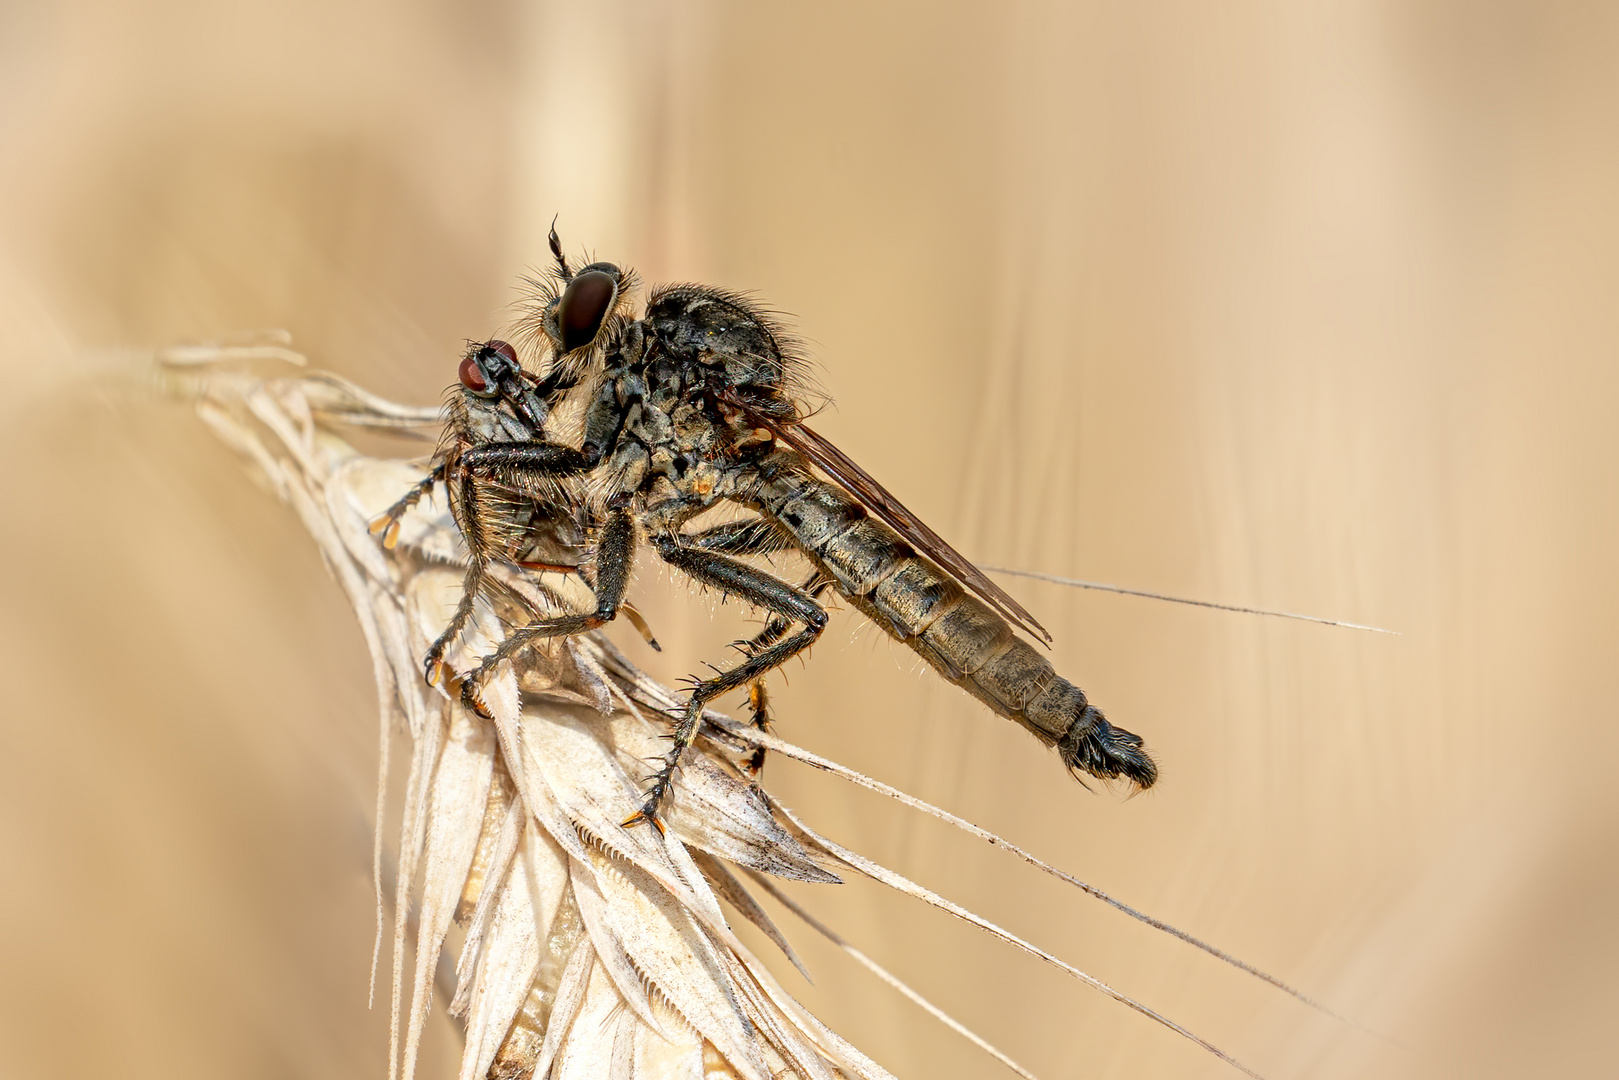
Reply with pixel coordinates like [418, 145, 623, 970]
[372, 230, 1158, 828]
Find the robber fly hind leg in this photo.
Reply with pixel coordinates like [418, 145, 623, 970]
[682, 515, 807, 657]
[627, 537, 828, 829]
[724, 569, 836, 779]
[684, 519, 831, 779]
[732, 569, 836, 654]
[456, 504, 636, 717]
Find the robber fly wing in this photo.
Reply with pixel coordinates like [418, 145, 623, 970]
[753, 412, 1053, 645]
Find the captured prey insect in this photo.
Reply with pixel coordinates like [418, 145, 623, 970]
[372, 230, 1158, 828]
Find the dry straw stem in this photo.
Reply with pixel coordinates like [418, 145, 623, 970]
[159, 338, 1314, 1080]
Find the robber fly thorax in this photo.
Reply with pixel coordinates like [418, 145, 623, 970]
[373, 229, 1157, 828]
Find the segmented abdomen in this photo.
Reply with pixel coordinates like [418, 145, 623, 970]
[753, 473, 1156, 788]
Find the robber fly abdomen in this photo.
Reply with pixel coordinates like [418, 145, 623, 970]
[752, 469, 1156, 785]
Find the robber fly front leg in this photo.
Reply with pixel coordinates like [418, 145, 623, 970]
[626, 535, 828, 830]
[421, 440, 601, 688]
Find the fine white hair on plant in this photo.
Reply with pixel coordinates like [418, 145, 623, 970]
[160, 337, 1332, 1080]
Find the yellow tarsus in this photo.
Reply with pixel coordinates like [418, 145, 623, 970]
[621, 810, 667, 835]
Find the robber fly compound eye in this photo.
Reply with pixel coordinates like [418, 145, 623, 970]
[555, 266, 621, 354]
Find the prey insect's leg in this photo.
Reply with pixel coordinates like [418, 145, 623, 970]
[457, 507, 637, 717]
[628, 538, 829, 829]
[744, 680, 772, 780]
[368, 462, 446, 549]
[422, 440, 603, 687]
[423, 468, 496, 687]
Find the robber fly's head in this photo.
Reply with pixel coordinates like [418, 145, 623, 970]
[457, 339, 548, 433]
[524, 226, 636, 371]
[545, 262, 626, 354]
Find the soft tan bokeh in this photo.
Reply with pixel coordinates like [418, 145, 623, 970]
[2, 2, 1615, 1078]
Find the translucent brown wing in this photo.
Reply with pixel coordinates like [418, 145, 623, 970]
[748, 410, 1053, 645]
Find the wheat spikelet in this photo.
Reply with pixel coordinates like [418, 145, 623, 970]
[158, 341, 910, 1080]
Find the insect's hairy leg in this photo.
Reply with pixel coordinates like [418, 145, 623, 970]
[627, 536, 829, 829]
[368, 461, 446, 548]
[682, 517, 832, 779]
[422, 440, 599, 685]
[738, 571, 836, 655]
[460, 441, 598, 476]
[730, 573, 836, 780]
[456, 506, 636, 716]
[679, 515, 817, 652]
[685, 517, 795, 557]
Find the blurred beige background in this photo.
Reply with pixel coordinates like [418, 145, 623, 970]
[1, 1, 1616, 1078]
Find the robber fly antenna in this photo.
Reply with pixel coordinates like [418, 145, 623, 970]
[548, 219, 573, 280]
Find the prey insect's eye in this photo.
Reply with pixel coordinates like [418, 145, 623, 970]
[460, 339, 521, 392]
[556, 268, 620, 354]
[458, 355, 487, 390]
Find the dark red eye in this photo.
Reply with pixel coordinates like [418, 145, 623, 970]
[458, 355, 487, 390]
[557, 269, 619, 353]
[486, 339, 519, 365]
